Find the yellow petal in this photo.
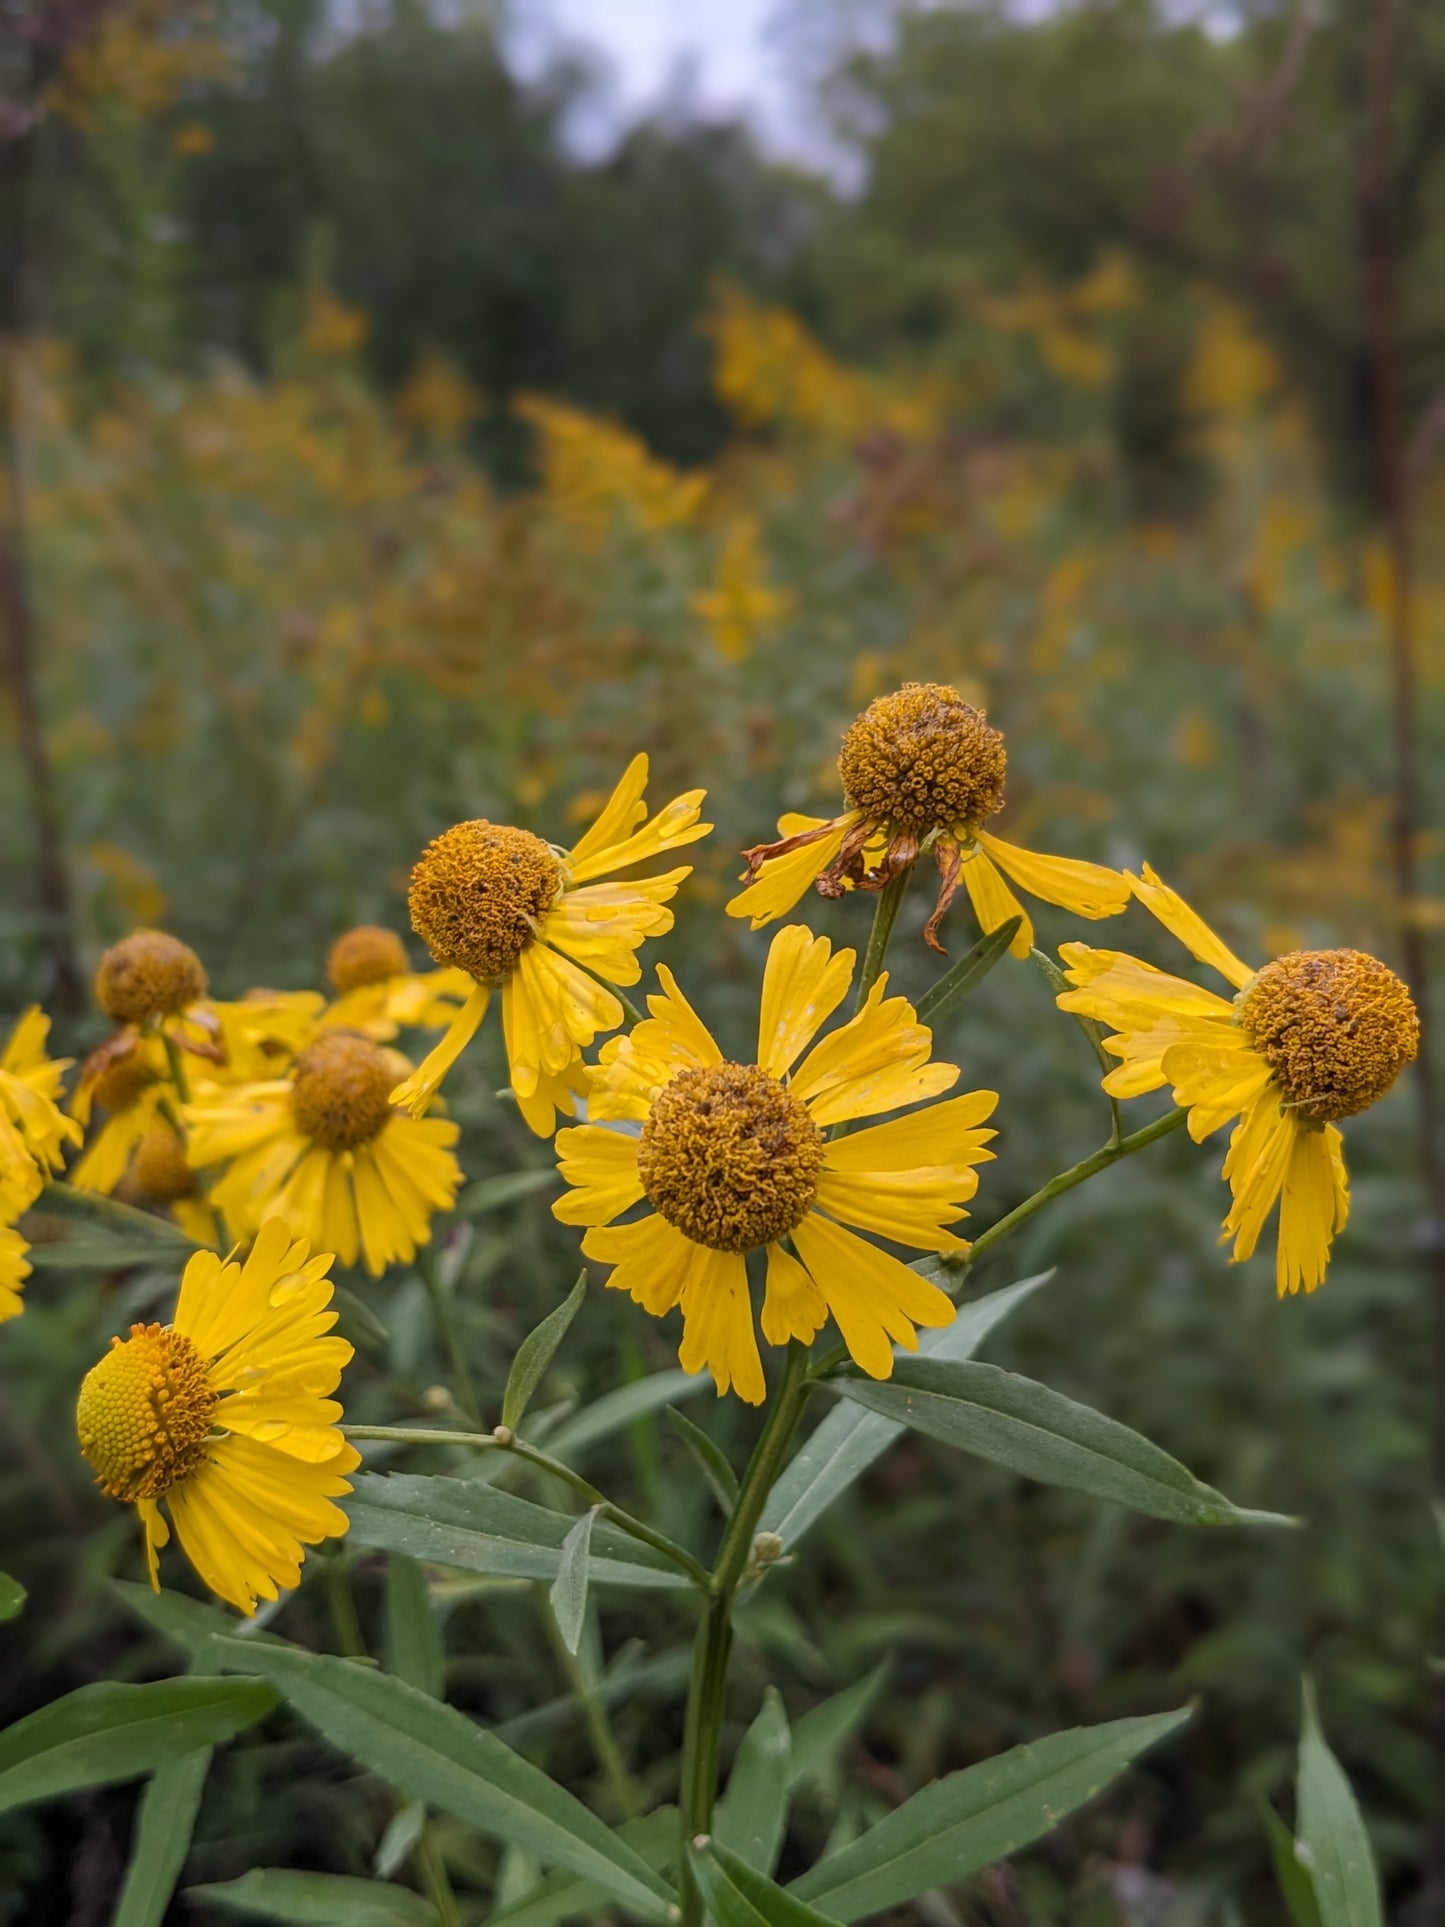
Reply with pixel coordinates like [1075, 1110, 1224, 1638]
[566, 753, 652, 869]
[976, 831, 1129, 920]
[1129, 864, 1254, 989]
[677, 1245, 764, 1404]
[582, 1211, 696, 1315]
[813, 1170, 973, 1254]
[553, 1124, 644, 1226]
[1161, 1032, 1273, 1141]
[791, 973, 958, 1126]
[959, 849, 1033, 956]
[568, 769, 710, 884]
[390, 985, 490, 1118]
[790, 1211, 954, 1380]
[760, 1242, 828, 1346]
[823, 1090, 998, 1172]
[1221, 1088, 1296, 1263]
[1275, 1122, 1349, 1296]
[540, 872, 689, 985]
[725, 813, 859, 927]
[756, 925, 855, 1078]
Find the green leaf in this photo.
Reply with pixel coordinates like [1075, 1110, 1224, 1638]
[915, 916, 1022, 1024]
[111, 1578, 286, 1656]
[114, 1748, 213, 1927]
[343, 1473, 688, 1590]
[715, 1687, 792, 1876]
[833, 1356, 1294, 1529]
[790, 1705, 1192, 1919]
[1261, 1799, 1324, 1927]
[26, 1240, 186, 1269]
[206, 1638, 673, 1921]
[0, 1572, 25, 1622]
[503, 1272, 587, 1433]
[789, 1664, 889, 1793]
[549, 1507, 599, 1656]
[0, 1678, 276, 1813]
[459, 1169, 558, 1217]
[386, 1555, 444, 1699]
[542, 1368, 708, 1460]
[187, 1870, 438, 1924]
[373, 1801, 426, 1881]
[761, 1273, 1053, 1549]
[690, 1838, 838, 1927]
[1295, 1679, 1383, 1927]
[487, 1809, 678, 1927]
[666, 1404, 740, 1510]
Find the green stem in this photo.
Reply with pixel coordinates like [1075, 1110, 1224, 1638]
[413, 1828, 463, 1927]
[417, 1244, 481, 1427]
[342, 1424, 712, 1590]
[40, 1179, 204, 1246]
[962, 1106, 1188, 1267]
[853, 868, 911, 1012]
[678, 1343, 812, 1925]
[915, 916, 1021, 1025]
[1031, 946, 1122, 1144]
[161, 1030, 192, 1105]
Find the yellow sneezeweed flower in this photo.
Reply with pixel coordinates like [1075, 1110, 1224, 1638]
[727, 682, 1129, 955]
[72, 1031, 177, 1193]
[1056, 865, 1419, 1295]
[115, 1125, 219, 1247]
[76, 1218, 359, 1615]
[185, 1031, 462, 1276]
[1, 1006, 81, 1216]
[554, 925, 998, 1403]
[393, 755, 711, 1136]
[209, 990, 327, 1083]
[320, 925, 472, 1042]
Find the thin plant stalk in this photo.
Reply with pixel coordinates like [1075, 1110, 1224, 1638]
[417, 1243, 481, 1428]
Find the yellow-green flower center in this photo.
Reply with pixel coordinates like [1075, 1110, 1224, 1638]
[1238, 948, 1419, 1123]
[328, 925, 410, 993]
[76, 1323, 217, 1501]
[291, 1032, 395, 1150]
[837, 682, 1007, 834]
[94, 930, 207, 1026]
[638, 1062, 824, 1253]
[408, 821, 562, 982]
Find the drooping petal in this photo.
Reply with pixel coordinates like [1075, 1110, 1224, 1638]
[976, 831, 1130, 921]
[756, 925, 855, 1078]
[582, 1211, 697, 1316]
[677, 1245, 764, 1404]
[390, 985, 490, 1118]
[790, 1211, 955, 1380]
[1221, 1087, 1297, 1263]
[1128, 863, 1255, 989]
[1160, 1031, 1274, 1141]
[725, 813, 861, 928]
[760, 1241, 828, 1347]
[539, 872, 688, 985]
[959, 849, 1033, 956]
[1274, 1120, 1349, 1297]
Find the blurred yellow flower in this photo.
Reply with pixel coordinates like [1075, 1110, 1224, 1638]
[76, 1220, 358, 1615]
[519, 395, 707, 547]
[394, 755, 711, 1136]
[728, 682, 1128, 955]
[691, 515, 792, 663]
[1, 1008, 80, 1219]
[554, 925, 997, 1402]
[320, 925, 472, 1043]
[1057, 866, 1419, 1295]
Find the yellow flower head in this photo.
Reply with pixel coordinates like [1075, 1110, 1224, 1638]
[71, 1031, 175, 1196]
[184, 1030, 462, 1277]
[321, 925, 472, 1043]
[554, 925, 998, 1403]
[1056, 864, 1419, 1296]
[115, 1124, 218, 1248]
[727, 682, 1129, 956]
[75, 1219, 359, 1615]
[392, 755, 711, 1136]
[0, 1006, 80, 1222]
[0, 1221, 31, 1323]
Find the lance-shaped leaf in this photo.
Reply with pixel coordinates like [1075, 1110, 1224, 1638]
[187, 1869, 438, 1924]
[488, 1809, 678, 1927]
[1261, 1800, 1324, 1927]
[0, 1678, 276, 1813]
[343, 1474, 688, 1589]
[0, 1573, 24, 1622]
[916, 917, 1022, 1024]
[832, 1356, 1294, 1529]
[666, 1404, 740, 1510]
[549, 1507, 599, 1656]
[386, 1555, 444, 1699]
[206, 1638, 673, 1921]
[114, 1749, 214, 1927]
[714, 1688, 792, 1876]
[789, 1706, 1192, 1919]
[503, 1273, 587, 1433]
[542, 1368, 709, 1460]
[690, 1838, 838, 1927]
[789, 1664, 889, 1794]
[761, 1273, 1053, 1550]
[1295, 1680, 1383, 1927]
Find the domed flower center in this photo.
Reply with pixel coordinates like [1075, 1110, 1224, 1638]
[408, 821, 562, 982]
[121, 1127, 196, 1204]
[328, 925, 410, 994]
[1238, 948, 1419, 1122]
[638, 1063, 825, 1252]
[95, 930, 207, 1026]
[291, 1032, 396, 1150]
[88, 1047, 160, 1116]
[76, 1323, 217, 1502]
[838, 682, 1007, 835]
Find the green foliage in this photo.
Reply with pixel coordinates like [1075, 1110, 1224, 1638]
[1296, 1679, 1385, 1927]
